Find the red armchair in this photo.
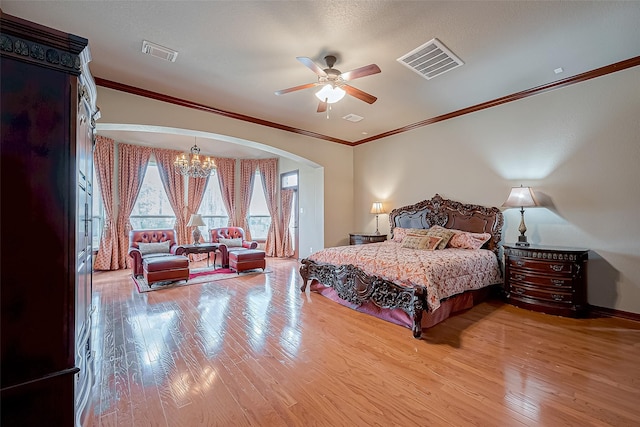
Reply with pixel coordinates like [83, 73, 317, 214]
[128, 229, 181, 278]
[209, 227, 258, 268]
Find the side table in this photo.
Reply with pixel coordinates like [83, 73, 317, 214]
[176, 242, 220, 268]
[504, 244, 589, 317]
[349, 233, 387, 245]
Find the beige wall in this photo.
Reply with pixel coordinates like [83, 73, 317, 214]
[354, 67, 640, 314]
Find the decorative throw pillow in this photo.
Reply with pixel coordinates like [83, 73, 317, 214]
[137, 240, 171, 255]
[219, 237, 243, 247]
[423, 226, 455, 250]
[392, 227, 429, 243]
[448, 231, 492, 250]
[401, 234, 443, 250]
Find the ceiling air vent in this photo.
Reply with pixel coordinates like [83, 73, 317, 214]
[342, 113, 364, 123]
[397, 38, 463, 80]
[142, 40, 178, 62]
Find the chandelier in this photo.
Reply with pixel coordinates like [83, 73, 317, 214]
[174, 140, 216, 178]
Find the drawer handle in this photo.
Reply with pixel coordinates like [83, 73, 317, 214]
[513, 288, 525, 294]
[551, 294, 564, 301]
[516, 260, 525, 267]
[550, 264, 564, 272]
[514, 274, 526, 281]
[550, 279, 564, 286]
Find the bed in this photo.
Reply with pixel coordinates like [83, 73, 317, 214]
[299, 194, 504, 339]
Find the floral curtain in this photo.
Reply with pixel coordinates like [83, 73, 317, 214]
[93, 136, 120, 270]
[152, 147, 188, 245]
[256, 158, 281, 256]
[215, 157, 236, 226]
[280, 188, 295, 257]
[116, 143, 152, 268]
[239, 159, 257, 240]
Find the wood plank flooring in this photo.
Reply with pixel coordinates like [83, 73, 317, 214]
[89, 258, 640, 426]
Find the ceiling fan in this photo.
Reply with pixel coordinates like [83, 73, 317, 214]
[275, 55, 381, 113]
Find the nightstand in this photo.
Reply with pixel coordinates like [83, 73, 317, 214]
[349, 233, 387, 245]
[504, 244, 589, 317]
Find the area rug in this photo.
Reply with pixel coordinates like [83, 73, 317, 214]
[132, 267, 268, 293]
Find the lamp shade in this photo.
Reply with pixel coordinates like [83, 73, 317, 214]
[187, 213, 206, 227]
[315, 84, 346, 104]
[502, 186, 538, 208]
[370, 202, 386, 214]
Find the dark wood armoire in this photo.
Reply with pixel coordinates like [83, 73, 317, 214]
[1, 11, 98, 426]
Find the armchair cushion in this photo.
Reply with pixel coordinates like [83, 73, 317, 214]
[138, 240, 171, 255]
[218, 237, 243, 247]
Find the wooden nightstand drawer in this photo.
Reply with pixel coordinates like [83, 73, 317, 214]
[510, 283, 574, 304]
[504, 244, 588, 317]
[508, 270, 574, 289]
[508, 258, 575, 275]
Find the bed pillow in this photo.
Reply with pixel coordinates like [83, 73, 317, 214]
[219, 237, 243, 247]
[448, 230, 492, 250]
[401, 234, 443, 250]
[391, 227, 429, 243]
[423, 226, 455, 250]
[137, 240, 171, 255]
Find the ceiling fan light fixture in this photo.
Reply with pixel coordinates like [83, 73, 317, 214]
[315, 84, 346, 104]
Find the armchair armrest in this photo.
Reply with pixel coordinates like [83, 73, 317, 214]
[128, 247, 142, 261]
[242, 241, 258, 249]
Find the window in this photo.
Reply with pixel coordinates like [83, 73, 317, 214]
[130, 162, 176, 229]
[199, 174, 229, 231]
[248, 172, 270, 240]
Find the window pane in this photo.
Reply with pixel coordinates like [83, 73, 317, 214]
[130, 163, 175, 229]
[199, 175, 229, 232]
[281, 172, 298, 188]
[249, 172, 270, 239]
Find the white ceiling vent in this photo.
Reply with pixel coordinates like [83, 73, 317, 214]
[397, 38, 463, 80]
[342, 113, 364, 123]
[142, 40, 178, 62]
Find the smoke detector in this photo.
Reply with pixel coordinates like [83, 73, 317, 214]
[142, 40, 178, 62]
[397, 38, 463, 80]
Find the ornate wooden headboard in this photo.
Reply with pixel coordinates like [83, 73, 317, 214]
[389, 194, 504, 255]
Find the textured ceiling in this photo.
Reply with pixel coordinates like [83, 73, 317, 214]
[3, 1, 640, 156]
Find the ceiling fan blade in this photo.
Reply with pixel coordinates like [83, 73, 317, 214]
[340, 64, 381, 81]
[343, 85, 377, 104]
[274, 82, 318, 96]
[297, 57, 328, 77]
[317, 100, 327, 113]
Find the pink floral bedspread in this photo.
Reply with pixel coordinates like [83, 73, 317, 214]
[308, 241, 502, 312]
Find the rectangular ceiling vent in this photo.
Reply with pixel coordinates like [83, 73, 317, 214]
[342, 113, 364, 123]
[397, 38, 463, 80]
[142, 40, 178, 62]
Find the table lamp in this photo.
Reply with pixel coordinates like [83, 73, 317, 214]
[502, 186, 538, 247]
[370, 202, 386, 235]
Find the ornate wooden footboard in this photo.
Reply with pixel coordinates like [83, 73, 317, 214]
[300, 259, 426, 338]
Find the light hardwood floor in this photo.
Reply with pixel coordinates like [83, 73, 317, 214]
[89, 258, 640, 426]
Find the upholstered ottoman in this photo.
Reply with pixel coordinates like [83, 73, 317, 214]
[143, 255, 190, 287]
[229, 249, 266, 273]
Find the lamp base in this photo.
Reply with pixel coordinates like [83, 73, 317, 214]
[516, 235, 530, 247]
[192, 228, 201, 245]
